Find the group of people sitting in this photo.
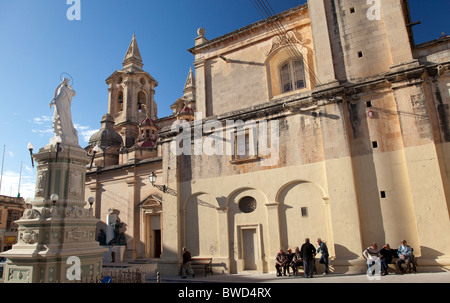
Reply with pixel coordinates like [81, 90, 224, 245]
[276, 238, 415, 278]
[275, 238, 329, 278]
[363, 240, 415, 276]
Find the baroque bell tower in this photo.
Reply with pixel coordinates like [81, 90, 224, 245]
[106, 35, 158, 148]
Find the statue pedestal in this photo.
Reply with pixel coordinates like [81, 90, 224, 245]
[0, 143, 106, 283]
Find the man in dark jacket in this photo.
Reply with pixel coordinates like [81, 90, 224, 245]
[379, 244, 395, 275]
[300, 238, 316, 278]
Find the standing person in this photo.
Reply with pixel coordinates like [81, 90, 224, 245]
[111, 243, 116, 263]
[316, 238, 329, 275]
[363, 242, 381, 276]
[182, 247, 195, 278]
[379, 244, 395, 275]
[396, 240, 412, 274]
[275, 248, 288, 277]
[300, 238, 316, 278]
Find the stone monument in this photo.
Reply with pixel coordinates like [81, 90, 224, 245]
[0, 77, 105, 283]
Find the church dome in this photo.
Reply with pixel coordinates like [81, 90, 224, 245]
[88, 114, 123, 148]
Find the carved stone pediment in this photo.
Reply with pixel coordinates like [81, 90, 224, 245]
[265, 30, 310, 57]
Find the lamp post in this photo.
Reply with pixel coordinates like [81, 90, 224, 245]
[148, 171, 175, 195]
[88, 197, 95, 208]
[27, 142, 34, 168]
[88, 197, 95, 216]
[90, 145, 100, 169]
[55, 136, 62, 162]
[50, 193, 59, 216]
[149, 172, 157, 186]
[149, 171, 166, 193]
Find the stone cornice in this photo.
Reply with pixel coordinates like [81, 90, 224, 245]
[188, 4, 308, 55]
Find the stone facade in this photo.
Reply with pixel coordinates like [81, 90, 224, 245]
[0, 196, 28, 253]
[85, 1, 450, 275]
[157, 1, 450, 274]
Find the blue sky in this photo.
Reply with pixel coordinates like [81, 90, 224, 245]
[0, 0, 448, 200]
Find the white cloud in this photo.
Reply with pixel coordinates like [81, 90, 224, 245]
[74, 124, 98, 144]
[29, 116, 97, 144]
[81, 129, 98, 144]
[31, 128, 53, 135]
[0, 170, 35, 200]
[8, 151, 14, 158]
[32, 115, 52, 125]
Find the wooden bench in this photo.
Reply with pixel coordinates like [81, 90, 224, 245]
[190, 258, 213, 277]
[289, 259, 318, 276]
[389, 248, 417, 273]
[365, 248, 417, 274]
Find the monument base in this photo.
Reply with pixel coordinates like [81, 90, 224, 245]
[0, 142, 106, 283]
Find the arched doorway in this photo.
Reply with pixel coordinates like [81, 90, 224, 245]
[139, 194, 162, 258]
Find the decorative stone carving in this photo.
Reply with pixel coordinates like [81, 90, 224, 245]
[66, 228, 88, 240]
[35, 171, 47, 197]
[22, 209, 41, 220]
[65, 206, 89, 218]
[69, 171, 82, 195]
[21, 230, 39, 244]
[265, 30, 309, 57]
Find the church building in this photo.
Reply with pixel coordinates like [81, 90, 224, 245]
[85, 0, 450, 274]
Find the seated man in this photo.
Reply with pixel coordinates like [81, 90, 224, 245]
[275, 248, 288, 277]
[290, 247, 303, 276]
[286, 248, 294, 276]
[396, 240, 413, 274]
[379, 244, 395, 275]
[363, 242, 381, 276]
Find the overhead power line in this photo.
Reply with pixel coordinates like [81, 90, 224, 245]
[250, 0, 323, 87]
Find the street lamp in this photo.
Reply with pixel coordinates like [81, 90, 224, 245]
[149, 172, 157, 186]
[55, 136, 62, 162]
[50, 193, 59, 215]
[88, 197, 95, 216]
[148, 171, 176, 195]
[90, 145, 100, 169]
[88, 197, 95, 209]
[27, 142, 34, 168]
[149, 171, 166, 193]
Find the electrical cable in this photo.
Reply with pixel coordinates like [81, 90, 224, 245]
[250, 0, 323, 88]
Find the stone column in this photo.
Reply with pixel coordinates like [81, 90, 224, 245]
[265, 202, 280, 271]
[194, 58, 207, 116]
[307, 0, 339, 87]
[319, 100, 365, 273]
[156, 139, 181, 275]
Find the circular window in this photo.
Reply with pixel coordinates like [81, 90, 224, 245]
[238, 196, 257, 213]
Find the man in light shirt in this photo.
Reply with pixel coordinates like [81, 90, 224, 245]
[363, 242, 381, 276]
[396, 240, 412, 274]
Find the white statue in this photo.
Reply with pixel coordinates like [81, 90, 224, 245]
[49, 77, 78, 146]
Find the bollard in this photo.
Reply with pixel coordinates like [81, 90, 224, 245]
[156, 271, 161, 283]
